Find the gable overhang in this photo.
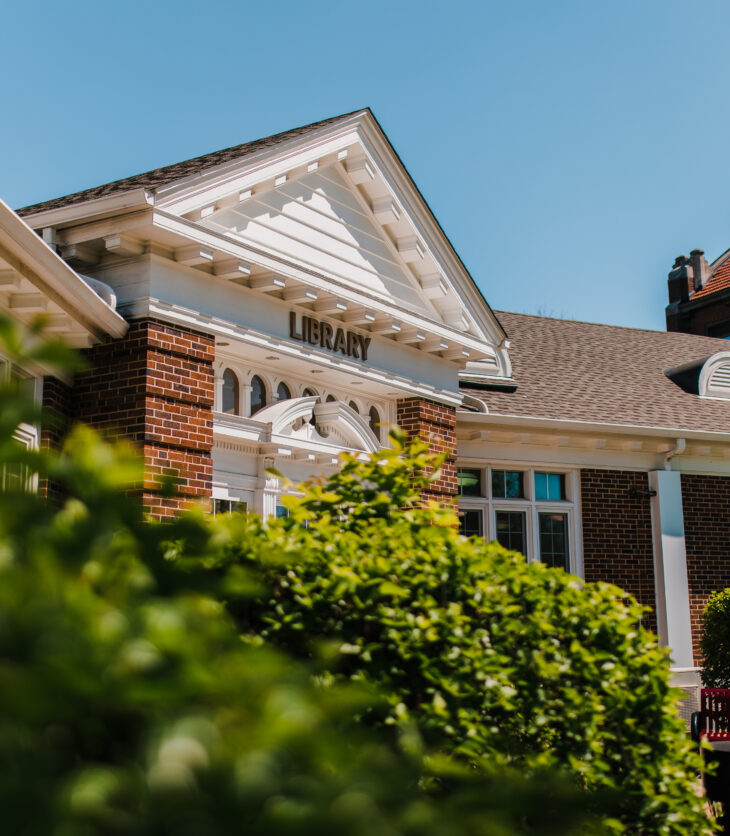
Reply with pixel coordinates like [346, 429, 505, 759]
[17, 110, 510, 379]
[0, 198, 128, 345]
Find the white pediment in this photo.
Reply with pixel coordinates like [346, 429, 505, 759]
[146, 110, 512, 379]
[199, 163, 435, 317]
[254, 396, 380, 453]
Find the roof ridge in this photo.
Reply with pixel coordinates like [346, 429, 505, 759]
[17, 108, 370, 217]
[495, 309, 730, 344]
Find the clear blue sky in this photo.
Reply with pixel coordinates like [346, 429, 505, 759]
[2, 0, 729, 331]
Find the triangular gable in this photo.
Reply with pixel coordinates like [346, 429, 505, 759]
[151, 110, 508, 359]
[18, 109, 512, 379]
[200, 162, 437, 317]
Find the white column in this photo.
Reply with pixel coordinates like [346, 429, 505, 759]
[256, 455, 279, 519]
[649, 470, 694, 669]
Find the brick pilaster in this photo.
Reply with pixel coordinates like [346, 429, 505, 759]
[74, 318, 214, 520]
[580, 469, 657, 633]
[396, 397, 457, 502]
[39, 375, 73, 504]
[680, 474, 730, 665]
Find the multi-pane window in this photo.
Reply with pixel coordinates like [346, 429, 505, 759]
[495, 510, 527, 554]
[492, 470, 524, 499]
[538, 512, 570, 571]
[222, 369, 239, 414]
[457, 465, 577, 573]
[0, 362, 39, 493]
[250, 375, 266, 415]
[458, 467, 482, 497]
[213, 499, 247, 516]
[534, 472, 565, 501]
[458, 508, 483, 538]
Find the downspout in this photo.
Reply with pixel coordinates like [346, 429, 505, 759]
[663, 438, 686, 470]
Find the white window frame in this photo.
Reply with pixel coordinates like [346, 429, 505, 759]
[457, 464, 581, 575]
[0, 358, 41, 493]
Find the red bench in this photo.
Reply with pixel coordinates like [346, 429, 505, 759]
[692, 688, 730, 742]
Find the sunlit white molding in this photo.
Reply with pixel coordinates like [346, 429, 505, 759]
[144, 297, 464, 407]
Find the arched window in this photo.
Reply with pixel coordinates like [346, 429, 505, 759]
[326, 394, 336, 403]
[222, 369, 239, 414]
[302, 387, 317, 398]
[250, 375, 266, 415]
[276, 382, 291, 401]
[368, 406, 381, 441]
[348, 400, 359, 413]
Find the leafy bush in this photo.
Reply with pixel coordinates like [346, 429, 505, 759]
[218, 434, 711, 835]
[701, 589, 730, 687]
[0, 317, 609, 835]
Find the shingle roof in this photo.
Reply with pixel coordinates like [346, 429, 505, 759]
[17, 110, 366, 217]
[465, 311, 730, 434]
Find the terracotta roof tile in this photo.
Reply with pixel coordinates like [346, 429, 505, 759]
[17, 110, 366, 217]
[692, 258, 730, 299]
[465, 311, 730, 434]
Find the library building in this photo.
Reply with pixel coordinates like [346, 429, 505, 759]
[3, 108, 730, 707]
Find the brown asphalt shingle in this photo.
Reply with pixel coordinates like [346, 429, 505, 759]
[466, 311, 730, 434]
[17, 110, 366, 217]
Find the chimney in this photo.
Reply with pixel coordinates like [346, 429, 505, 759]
[689, 248, 708, 292]
[667, 255, 691, 304]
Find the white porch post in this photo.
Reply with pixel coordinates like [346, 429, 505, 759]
[648, 470, 694, 670]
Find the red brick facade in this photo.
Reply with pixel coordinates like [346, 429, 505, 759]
[73, 318, 214, 520]
[681, 474, 730, 664]
[580, 469, 657, 633]
[39, 376, 73, 504]
[396, 397, 457, 502]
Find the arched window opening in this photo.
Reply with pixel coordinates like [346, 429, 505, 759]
[302, 387, 317, 398]
[276, 382, 292, 401]
[222, 369, 239, 415]
[368, 406, 381, 441]
[348, 400, 359, 413]
[250, 375, 266, 415]
[326, 394, 336, 402]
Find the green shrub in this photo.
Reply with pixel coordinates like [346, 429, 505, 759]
[0, 318, 609, 835]
[217, 433, 711, 835]
[700, 589, 730, 687]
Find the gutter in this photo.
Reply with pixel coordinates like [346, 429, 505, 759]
[456, 410, 730, 444]
[0, 198, 128, 341]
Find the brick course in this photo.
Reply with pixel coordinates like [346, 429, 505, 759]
[39, 375, 73, 504]
[73, 318, 214, 519]
[681, 474, 730, 665]
[580, 469, 657, 633]
[396, 397, 457, 502]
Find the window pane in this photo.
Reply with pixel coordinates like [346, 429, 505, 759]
[459, 509, 483, 538]
[250, 376, 266, 415]
[368, 406, 380, 441]
[302, 388, 317, 397]
[213, 499, 246, 516]
[492, 470, 524, 499]
[535, 472, 565, 501]
[458, 468, 482, 497]
[222, 369, 239, 414]
[276, 382, 291, 401]
[495, 511, 527, 555]
[276, 505, 290, 519]
[539, 512, 569, 570]
[348, 400, 359, 413]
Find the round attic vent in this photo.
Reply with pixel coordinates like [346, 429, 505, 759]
[699, 351, 730, 399]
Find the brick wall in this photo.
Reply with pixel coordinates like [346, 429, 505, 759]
[74, 318, 214, 520]
[667, 293, 730, 336]
[580, 469, 657, 633]
[681, 474, 730, 665]
[396, 397, 457, 502]
[39, 375, 73, 504]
